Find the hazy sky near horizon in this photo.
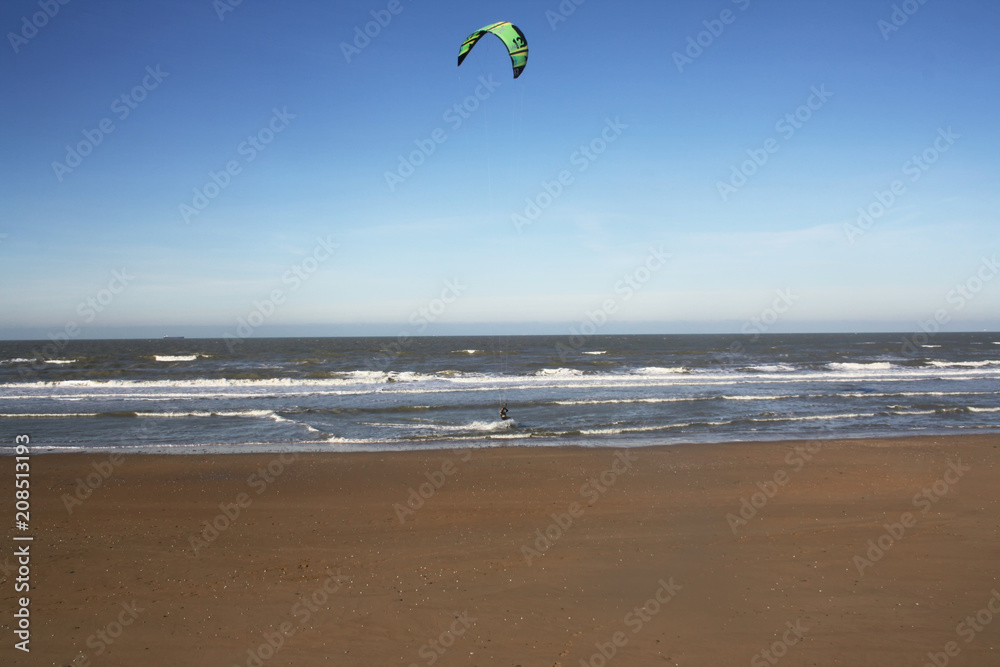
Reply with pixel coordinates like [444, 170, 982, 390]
[2, 0, 999, 339]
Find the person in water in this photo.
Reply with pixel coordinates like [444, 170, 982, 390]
[499, 404, 509, 420]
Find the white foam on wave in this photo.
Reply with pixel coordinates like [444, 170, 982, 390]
[390, 371, 427, 382]
[969, 406, 1000, 413]
[45, 359, 76, 365]
[581, 423, 682, 436]
[7, 373, 442, 392]
[324, 435, 380, 445]
[583, 351, 606, 355]
[483, 432, 532, 440]
[421, 419, 517, 433]
[723, 394, 798, 401]
[580, 419, 735, 436]
[455, 349, 482, 355]
[135, 409, 274, 418]
[827, 362, 893, 371]
[928, 360, 1000, 369]
[553, 397, 700, 406]
[1, 358, 36, 364]
[270, 413, 323, 434]
[435, 369, 474, 379]
[553, 395, 796, 407]
[5, 369, 994, 408]
[752, 412, 877, 423]
[341, 370, 435, 383]
[833, 390, 997, 399]
[7, 359, 1000, 408]
[579, 410, 877, 436]
[3, 388, 383, 402]
[340, 370, 392, 383]
[154, 355, 198, 362]
[535, 368, 584, 377]
[0, 412, 102, 418]
[631, 366, 689, 375]
[2, 370, 985, 403]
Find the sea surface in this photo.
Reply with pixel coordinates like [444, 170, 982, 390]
[1, 334, 998, 454]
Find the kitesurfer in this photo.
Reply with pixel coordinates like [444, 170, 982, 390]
[499, 404, 509, 420]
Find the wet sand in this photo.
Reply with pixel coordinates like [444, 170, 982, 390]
[2, 434, 999, 666]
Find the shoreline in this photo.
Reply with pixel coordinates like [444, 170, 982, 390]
[3, 433, 998, 665]
[15, 428, 1000, 456]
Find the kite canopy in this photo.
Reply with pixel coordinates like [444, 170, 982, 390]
[457, 21, 528, 79]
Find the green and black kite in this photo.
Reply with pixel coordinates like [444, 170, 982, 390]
[457, 21, 528, 79]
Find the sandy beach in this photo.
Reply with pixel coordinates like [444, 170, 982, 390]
[3, 434, 999, 666]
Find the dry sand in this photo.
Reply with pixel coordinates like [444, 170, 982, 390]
[2, 434, 999, 666]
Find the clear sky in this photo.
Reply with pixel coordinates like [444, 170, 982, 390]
[2, 0, 998, 339]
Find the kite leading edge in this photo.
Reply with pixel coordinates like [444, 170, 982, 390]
[457, 21, 528, 79]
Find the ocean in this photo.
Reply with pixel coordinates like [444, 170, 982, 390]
[1, 333, 997, 454]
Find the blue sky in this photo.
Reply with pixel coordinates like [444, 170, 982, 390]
[1, 0, 998, 339]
